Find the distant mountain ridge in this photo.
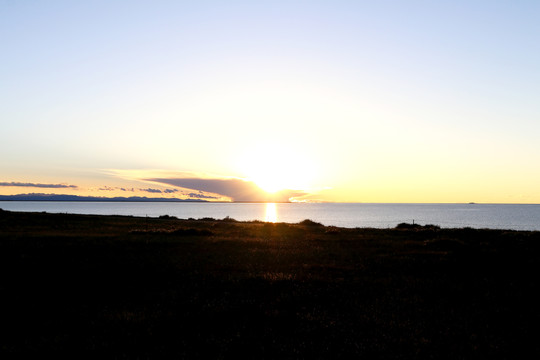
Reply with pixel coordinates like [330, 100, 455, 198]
[0, 193, 208, 202]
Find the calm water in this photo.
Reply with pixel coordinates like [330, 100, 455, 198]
[2, 201, 540, 230]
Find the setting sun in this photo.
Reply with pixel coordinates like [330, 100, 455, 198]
[237, 142, 316, 194]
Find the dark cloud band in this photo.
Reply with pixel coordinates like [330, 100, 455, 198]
[0, 181, 78, 189]
[147, 178, 305, 202]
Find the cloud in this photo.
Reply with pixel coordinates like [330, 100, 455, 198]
[99, 186, 136, 192]
[107, 169, 313, 202]
[147, 177, 262, 201]
[187, 192, 220, 199]
[139, 188, 163, 194]
[0, 181, 78, 189]
[95, 184, 218, 199]
[147, 177, 306, 202]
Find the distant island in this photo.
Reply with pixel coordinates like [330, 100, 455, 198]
[0, 193, 208, 202]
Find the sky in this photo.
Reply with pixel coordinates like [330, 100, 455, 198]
[1, 0, 540, 203]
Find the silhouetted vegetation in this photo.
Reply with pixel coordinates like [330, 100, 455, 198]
[298, 218, 324, 226]
[221, 216, 238, 222]
[396, 222, 441, 230]
[1, 210, 538, 358]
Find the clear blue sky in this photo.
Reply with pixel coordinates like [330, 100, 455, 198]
[2, 1, 539, 202]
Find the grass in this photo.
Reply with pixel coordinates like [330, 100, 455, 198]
[0, 209, 539, 358]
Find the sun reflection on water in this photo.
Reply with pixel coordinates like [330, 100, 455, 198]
[265, 203, 277, 223]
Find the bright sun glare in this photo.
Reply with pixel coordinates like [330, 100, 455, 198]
[239, 142, 315, 193]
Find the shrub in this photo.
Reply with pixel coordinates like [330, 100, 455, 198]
[395, 222, 421, 229]
[298, 219, 324, 227]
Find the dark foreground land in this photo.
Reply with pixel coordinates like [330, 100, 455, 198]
[1, 209, 539, 358]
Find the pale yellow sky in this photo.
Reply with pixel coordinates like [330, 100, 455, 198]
[2, 1, 540, 203]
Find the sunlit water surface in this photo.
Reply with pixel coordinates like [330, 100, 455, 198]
[2, 202, 540, 230]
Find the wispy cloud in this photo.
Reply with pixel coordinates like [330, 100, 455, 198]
[0, 181, 78, 189]
[95, 182, 220, 200]
[99, 186, 139, 192]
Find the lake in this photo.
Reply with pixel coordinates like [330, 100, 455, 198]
[2, 201, 540, 230]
